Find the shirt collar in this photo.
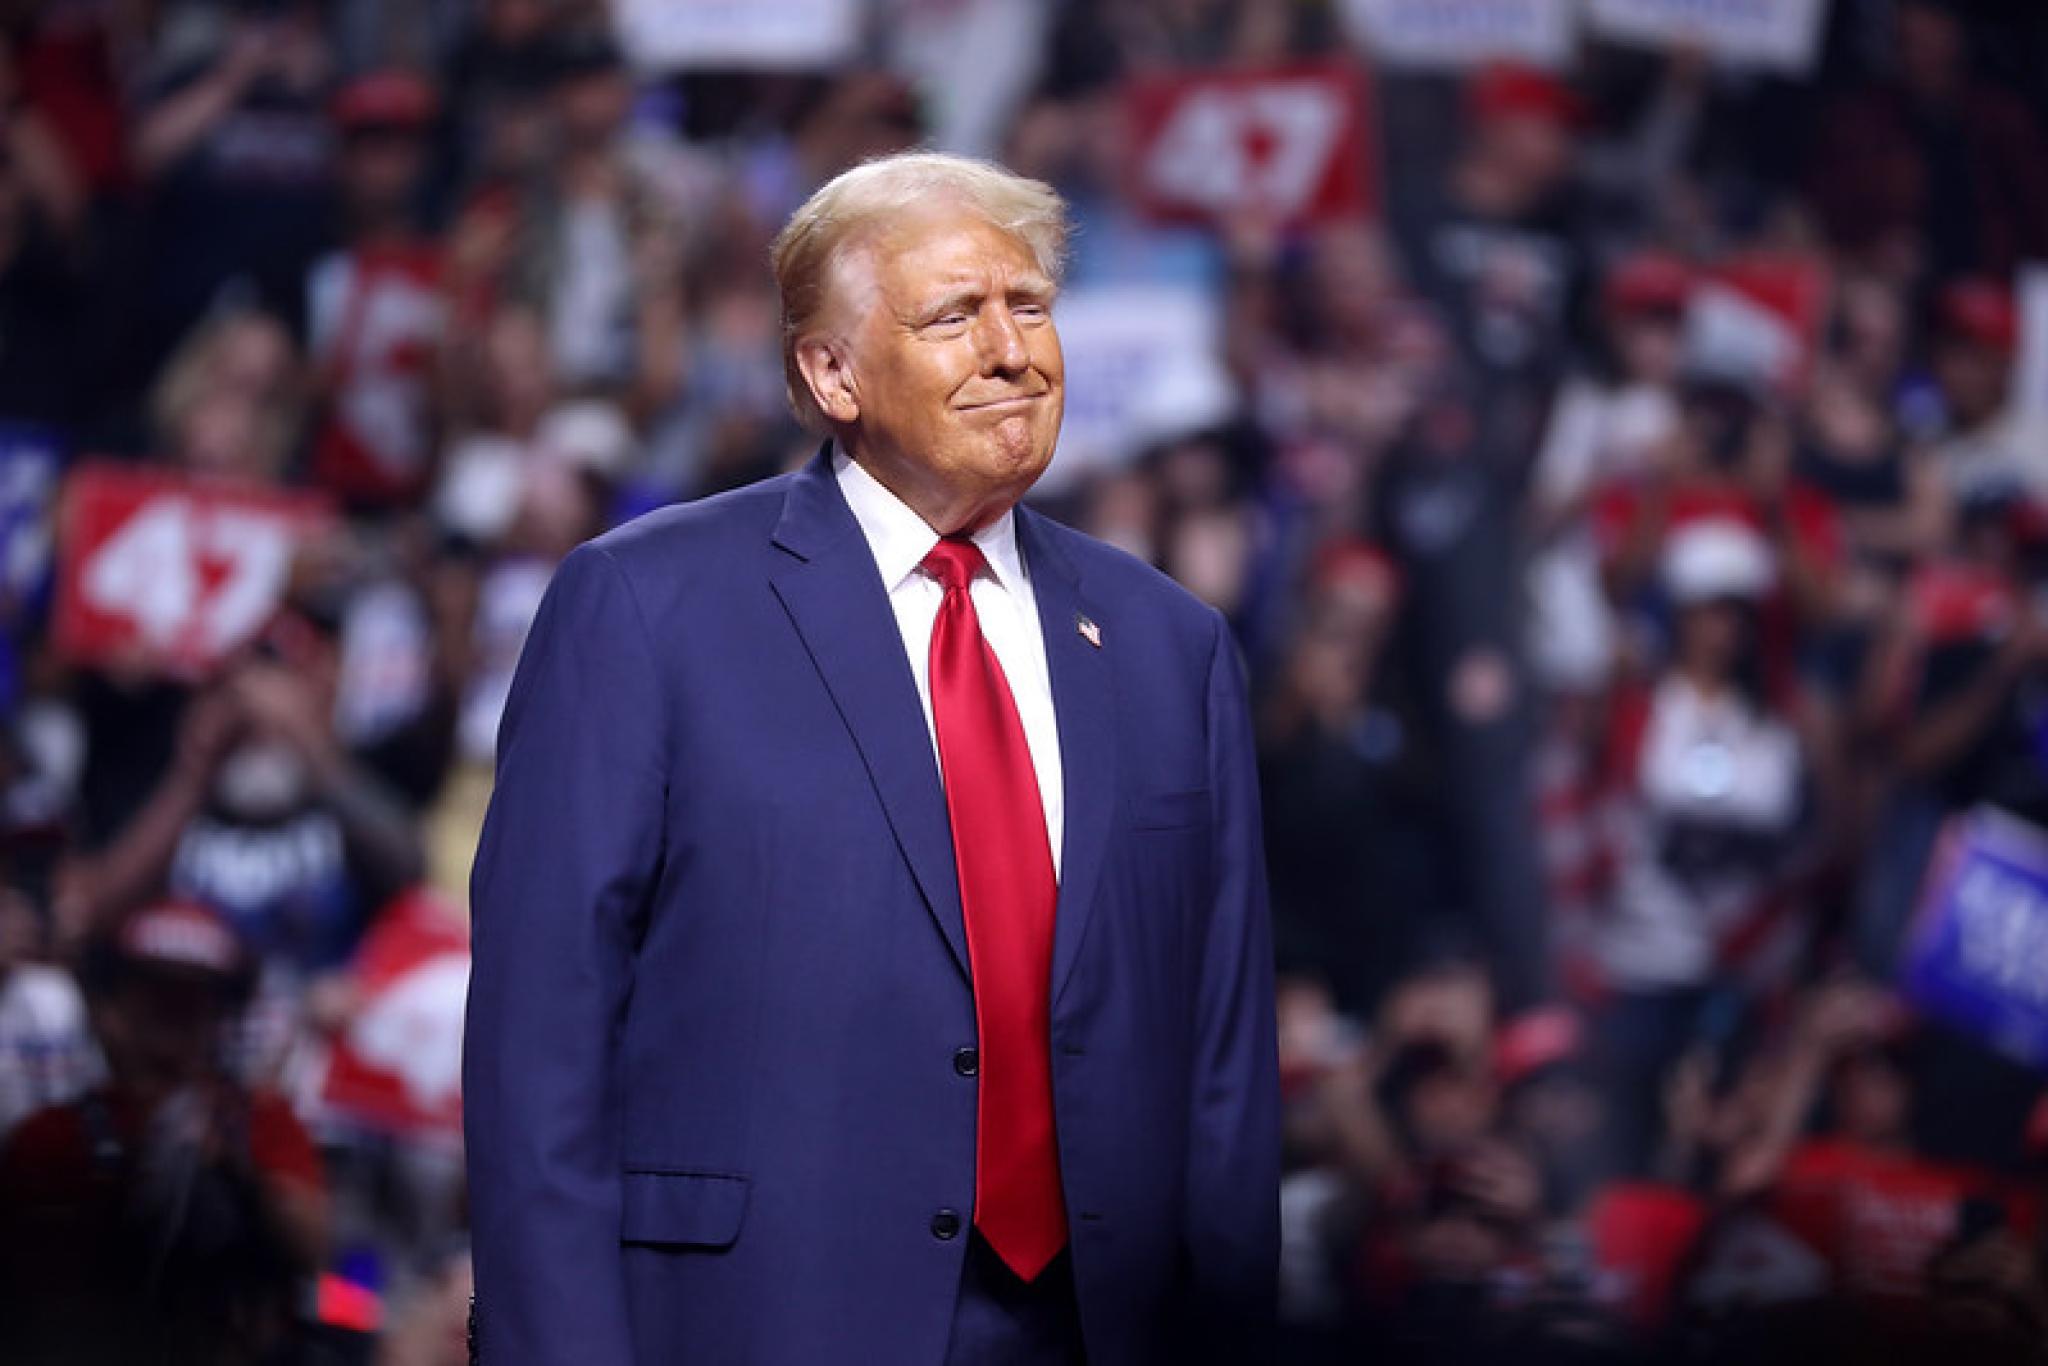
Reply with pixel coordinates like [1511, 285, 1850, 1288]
[834, 448, 1028, 596]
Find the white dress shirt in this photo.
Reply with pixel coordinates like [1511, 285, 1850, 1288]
[835, 451, 1064, 875]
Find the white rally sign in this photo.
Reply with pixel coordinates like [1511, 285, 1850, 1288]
[610, 0, 861, 72]
[1583, 0, 1829, 73]
[1340, 0, 1576, 70]
[1039, 286, 1236, 497]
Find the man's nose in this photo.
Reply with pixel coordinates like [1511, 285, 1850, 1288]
[975, 306, 1029, 376]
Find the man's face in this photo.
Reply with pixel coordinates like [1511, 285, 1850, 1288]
[0, 888, 34, 981]
[96, 974, 226, 1108]
[1831, 1052, 1910, 1146]
[1677, 598, 1749, 678]
[1934, 338, 2010, 427]
[341, 131, 425, 216]
[556, 69, 632, 148]
[826, 205, 1064, 530]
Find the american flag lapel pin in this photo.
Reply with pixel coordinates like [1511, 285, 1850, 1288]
[1076, 613, 1102, 649]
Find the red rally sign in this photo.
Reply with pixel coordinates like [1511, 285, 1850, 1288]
[54, 463, 333, 677]
[1126, 61, 1378, 230]
[317, 888, 471, 1139]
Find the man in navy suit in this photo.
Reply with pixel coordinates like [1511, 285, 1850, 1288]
[463, 151, 1279, 1365]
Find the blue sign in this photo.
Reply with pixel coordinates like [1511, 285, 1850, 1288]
[0, 423, 62, 609]
[1902, 807, 2048, 1070]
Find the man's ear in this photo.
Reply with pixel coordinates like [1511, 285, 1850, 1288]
[794, 335, 860, 426]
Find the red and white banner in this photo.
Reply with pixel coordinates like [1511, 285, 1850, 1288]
[1681, 254, 1832, 395]
[317, 888, 470, 1139]
[1584, 1182, 1709, 1331]
[308, 243, 445, 507]
[54, 465, 333, 677]
[1126, 62, 1377, 231]
[1769, 1138, 2038, 1300]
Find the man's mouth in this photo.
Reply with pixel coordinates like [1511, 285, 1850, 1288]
[960, 394, 1045, 412]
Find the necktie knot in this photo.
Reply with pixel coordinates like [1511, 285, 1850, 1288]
[921, 536, 986, 594]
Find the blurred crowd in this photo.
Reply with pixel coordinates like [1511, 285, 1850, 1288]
[0, 0, 2042, 1361]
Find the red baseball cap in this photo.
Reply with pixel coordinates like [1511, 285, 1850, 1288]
[1467, 64, 1588, 131]
[1309, 537, 1401, 602]
[115, 898, 247, 982]
[1605, 252, 1694, 316]
[1937, 278, 2019, 354]
[333, 70, 438, 135]
[1495, 1005, 1585, 1088]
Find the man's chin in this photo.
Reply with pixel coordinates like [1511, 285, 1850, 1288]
[983, 443, 1056, 497]
[944, 449, 1054, 531]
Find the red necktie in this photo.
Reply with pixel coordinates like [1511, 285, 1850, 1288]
[922, 536, 1067, 1281]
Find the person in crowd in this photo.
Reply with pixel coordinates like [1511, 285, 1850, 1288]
[637, 227, 805, 503]
[1531, 250, 1690, 542]
[1247, 223, 1417, 460]
[59, 596, 426, 1098]
[1284, 962, 1629, 1361]
[307, 68, 447, 512]
[446, 397, 619, 765]
[1792, 356, 1947, 671]
[149, 303, 307, 484]
[1374, 363, 1556, 1018]
[440, 0, 560, 192]
[0, 880, 99, 1138]
[520, 26, 664, 396]
[1702, 979, 2038, 1316]
[1853, 484, 2048, 972]
[1397, 63, 1589, 452]
[1808, 0, 2048, 283]
[1261, 539, 1449, 1016]
[1598, 372, 1839, 636]
[130, 0, 338, 365]
[1591, 518, 1812, 1172]
[0, 897, 327, 1365]
[1525, 249, 1691, 695]
[1922, 278, 2048, 503]
[0, 36, 92, 434]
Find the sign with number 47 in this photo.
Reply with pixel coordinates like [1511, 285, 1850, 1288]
[1126, 62, 1378, 230]
[54, 464, 333, 678]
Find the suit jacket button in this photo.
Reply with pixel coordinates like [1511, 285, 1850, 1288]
[930, 1209, 962, 1240]
[952, 1046, 979, 1077]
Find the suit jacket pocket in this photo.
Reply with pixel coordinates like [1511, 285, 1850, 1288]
[1127, 786, 1211, 830]
[619, 1170, 750, 1249]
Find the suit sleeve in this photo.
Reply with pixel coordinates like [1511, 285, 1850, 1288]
[464, 544, 666, 1365]
[1181, 608, 1282, 1360]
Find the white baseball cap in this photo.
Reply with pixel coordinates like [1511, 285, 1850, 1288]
[1662, 518, 1776, 605]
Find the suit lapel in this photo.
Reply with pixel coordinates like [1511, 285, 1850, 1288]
[1017, 508, 1117, 1009]
[769, 447, 969, 981]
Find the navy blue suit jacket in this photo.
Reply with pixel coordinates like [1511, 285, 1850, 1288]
[463, 448, 1281, 1364]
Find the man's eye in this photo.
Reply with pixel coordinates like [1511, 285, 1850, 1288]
[1014, 304, 1048, 321]
[930, 312, 969, 329]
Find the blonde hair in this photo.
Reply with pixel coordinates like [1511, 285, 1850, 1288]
[149, 307, 303, 477]
[770, 151, 1071, 431]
